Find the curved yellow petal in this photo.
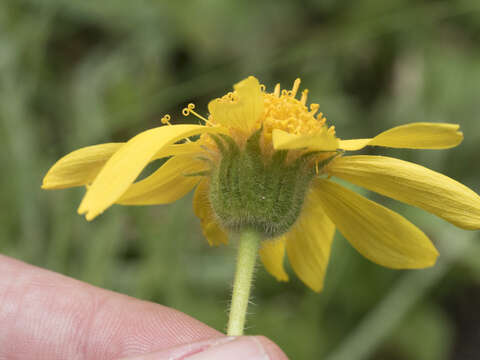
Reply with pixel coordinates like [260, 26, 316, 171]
[313, 179, 439, 269]
[192, 179, 228, 246]
[208, 76, 264, 131]
[328, 155, 480, 230]
[117, 155, 206, 205]
[78, 124, 218, 220]
[42, 143, 123, 189]
[285, 189, 335, 292]
[259, 237, 289, 282]
[339, 123, 463, 150]
[272, 129, 339, 151]
[42, 142, 203, 191]
[153, 142, 203, 160]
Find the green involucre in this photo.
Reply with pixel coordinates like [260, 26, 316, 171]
[208, 130, 315, 238]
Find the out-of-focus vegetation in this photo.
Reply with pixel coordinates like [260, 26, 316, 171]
[1, 1, 480, 359]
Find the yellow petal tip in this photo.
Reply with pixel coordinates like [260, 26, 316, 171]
[275, 274, 289, 282]
[41, 178, 57, 190]
[78, 207, 98, 221]
[85, 213, 96, 221]
[309, 283, 324, 293]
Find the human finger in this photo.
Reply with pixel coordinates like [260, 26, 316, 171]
[0, 255, 221, 359]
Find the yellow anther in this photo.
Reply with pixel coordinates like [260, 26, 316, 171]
[260, 84, 266, 91]
[161, 114, 172, 125]
[260, 79, 337, 149]
[274, 83, 281, 97]
[291, 78, 301, 98]
[182, 102, 211, 124]
[162, 113, 191, 142]
[300, 89, 309, 105]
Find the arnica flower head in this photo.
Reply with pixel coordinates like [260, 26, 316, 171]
[42, 76, 480, 292]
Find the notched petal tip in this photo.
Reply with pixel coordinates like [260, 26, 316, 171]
[456, 128, 464, 142]
[77, 203, 96, 221]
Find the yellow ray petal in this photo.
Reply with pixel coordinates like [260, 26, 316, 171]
[259, 237, 289, 282]
[192, 179, 228, 246]
[272, 129, 339, 151]
[328, 155, 480, 230]
[208, 76, 264, 130]
[42, 143, 123, 189]
[153, 142, 203, 160]
[42, 142, 203, 190]
[339, 123, 463, 150]
[285, 189, 335, 292]
[117, 155, 206, 205]
[313, 179, 439, 269]
[78, 124, 219, 220]
[337, 139, 371, 151]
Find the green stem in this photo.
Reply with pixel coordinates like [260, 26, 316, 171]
[227, 229, 261, 336]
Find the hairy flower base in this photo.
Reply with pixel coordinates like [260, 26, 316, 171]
[209, 131, 315, 238]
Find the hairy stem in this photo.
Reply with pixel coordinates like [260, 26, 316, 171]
[227, 229, 261, 336]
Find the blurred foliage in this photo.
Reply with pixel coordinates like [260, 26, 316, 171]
[1, 0, 480, 359]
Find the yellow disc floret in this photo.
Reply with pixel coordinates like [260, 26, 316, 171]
[260, 79, 335, 147]
[183, 77, 337, 156]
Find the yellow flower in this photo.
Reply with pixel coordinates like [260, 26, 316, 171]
[42, 76, 480, 292]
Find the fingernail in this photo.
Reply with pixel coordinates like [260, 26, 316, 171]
[120, 336, 271, 360]
[119, 337, 235, 360]
[183, 336, 270, 360]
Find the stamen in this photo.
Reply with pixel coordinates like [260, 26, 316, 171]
[300, 89, 309, 105]
[291, 78, 301, 98]
[161, 113, 191, 143]
[309, 103, 319, 116]
[182, 103, 212, 124]
[260, 84, 266, 91]
[161, 114, 172, 125]
[274, 83, 280, 97]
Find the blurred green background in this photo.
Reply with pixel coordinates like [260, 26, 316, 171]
[1, 0, 480, 359]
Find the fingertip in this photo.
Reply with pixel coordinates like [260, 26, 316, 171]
[254, 336, 289, 360]
[122, 336, 289, 360]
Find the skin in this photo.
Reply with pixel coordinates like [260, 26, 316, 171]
[0, 255, 287, 359]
